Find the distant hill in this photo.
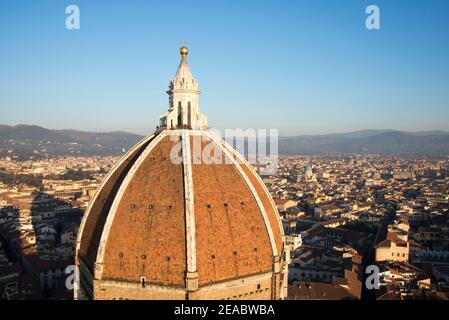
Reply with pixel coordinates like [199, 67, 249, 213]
[0, 125, 144, 160]
[1, 125, 449, 159]
[279, 130, 449, 155]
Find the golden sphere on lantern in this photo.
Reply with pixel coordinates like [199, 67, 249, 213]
[180, 46, 188, 58]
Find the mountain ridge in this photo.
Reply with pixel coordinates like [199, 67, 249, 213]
[0, 124, 144, 160]
[1, 125, 449, 158]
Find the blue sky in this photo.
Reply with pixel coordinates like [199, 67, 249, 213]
[0, 0, 448, 135]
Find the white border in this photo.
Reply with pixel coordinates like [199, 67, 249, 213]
[182, 130, 197, 274]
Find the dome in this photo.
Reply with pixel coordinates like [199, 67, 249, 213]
[75, 47, 287, 300]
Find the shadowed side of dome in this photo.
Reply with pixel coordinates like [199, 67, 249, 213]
[76, 134, 155, 274]
[76, 132, 188, 300]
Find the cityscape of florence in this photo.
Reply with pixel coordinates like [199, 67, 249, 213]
[1, 0, 449, 313]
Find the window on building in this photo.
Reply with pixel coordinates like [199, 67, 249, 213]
[187, 102, 192, 127]
[177, 102, 182, 127]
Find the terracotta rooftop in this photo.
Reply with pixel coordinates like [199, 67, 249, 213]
[288, 281, 357, 300]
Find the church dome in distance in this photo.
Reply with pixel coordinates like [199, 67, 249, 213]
[75, 46, 287, 300]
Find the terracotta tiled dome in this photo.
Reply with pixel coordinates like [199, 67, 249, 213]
[75, 48, 287, 300]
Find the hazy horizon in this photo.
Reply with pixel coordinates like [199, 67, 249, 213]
[2, 122, 449, 137]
